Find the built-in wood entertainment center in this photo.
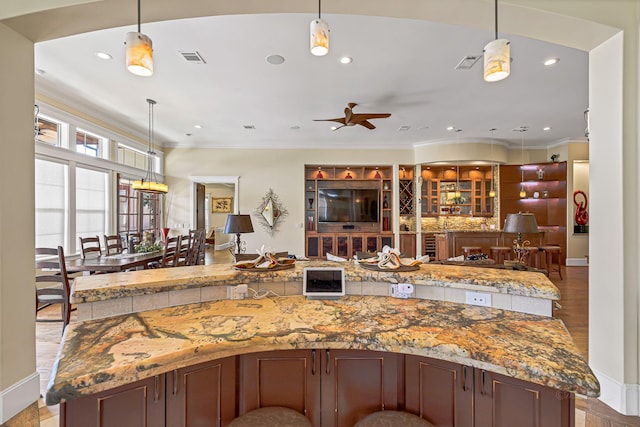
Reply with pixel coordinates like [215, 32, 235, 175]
[305, 165, 393, 258]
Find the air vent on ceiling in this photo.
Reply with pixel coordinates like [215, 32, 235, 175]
[243, 125, 256, 130]
[454, 55, 481, 70]
[398, 125, 411, 131]
[179, 51, 206, 64]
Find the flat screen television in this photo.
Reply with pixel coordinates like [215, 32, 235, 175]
[317, 188, 379, 223]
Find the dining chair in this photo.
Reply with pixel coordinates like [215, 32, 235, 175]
[104, 234, 123, 255]
[79, 236, 102, 259]
[177, 234, 192, 266]
[35, 246, 71, 330]
[160, 235, 181, 268]
[187, 229, 206, 265]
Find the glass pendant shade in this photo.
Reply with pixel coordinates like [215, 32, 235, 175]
[489, 189, 496, 198]
[455, 190, 461, 198]
[132, 179, 168, 194]
[483, 38, 510, 82]
[126, 32, 153, 76]
[310, 19, 329, 56]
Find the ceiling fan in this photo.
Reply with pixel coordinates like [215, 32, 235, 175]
[314, 103, 391, 130]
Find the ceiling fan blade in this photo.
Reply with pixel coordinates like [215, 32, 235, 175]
[352, 113, 391, 120]
[313, 118, 347, 125]
[359, 120, 376, 130]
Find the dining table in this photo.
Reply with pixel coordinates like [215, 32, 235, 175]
[66, 251, 163, 274]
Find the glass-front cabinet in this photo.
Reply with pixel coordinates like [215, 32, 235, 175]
[421, 165, 493, 217]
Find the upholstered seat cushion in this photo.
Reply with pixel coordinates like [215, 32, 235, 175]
[228, 406, 312, 427]
[354, 410, 434, 427]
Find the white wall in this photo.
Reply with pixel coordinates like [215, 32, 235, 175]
[165, 148, 414, 256]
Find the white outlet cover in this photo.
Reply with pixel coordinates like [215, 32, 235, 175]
[465, 291, 492, 307]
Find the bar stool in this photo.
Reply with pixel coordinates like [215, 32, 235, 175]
[228, 407, 311, 427]
[539, 245, 563, 279]
[489, 246, 512, 264]
[354, 410, 434, 427]
[462, 246, 482, 258]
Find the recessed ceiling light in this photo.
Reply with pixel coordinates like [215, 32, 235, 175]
[543, 126, 552, 131]
[340, 56, 352, 64]
[398, 125, 411, 131]
[266, 54, 285, 65]
[447, 126, 454, 131]
[95, 52, 112, 60]
[289, 125, 300, 130]
[193, 124, 202, 129]
[543, 58, 559, 66]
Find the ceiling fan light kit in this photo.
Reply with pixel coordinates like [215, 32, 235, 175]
[125, 0, 153, 76]
[483, 0, 510, 82]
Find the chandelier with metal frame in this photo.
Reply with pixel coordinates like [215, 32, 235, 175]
[133, 99, 168, 194]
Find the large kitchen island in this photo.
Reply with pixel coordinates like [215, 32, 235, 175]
[48, 262, 598, 426]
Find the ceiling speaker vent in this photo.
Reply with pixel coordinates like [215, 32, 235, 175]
[454, 55, 481, 70]
[179, 51, 206, 64]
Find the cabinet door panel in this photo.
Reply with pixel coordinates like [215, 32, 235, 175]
[322, 350, 399, 427]
[475, 369, 574, 427]
[405, 355, 473, 427]
[166, 357, 236, 427]
[62, 375, 165, 427]
[239, 350, 320, 425]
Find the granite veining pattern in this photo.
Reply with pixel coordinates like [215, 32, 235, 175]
[71, 261, 560, 303]
[46, 295, 598, 405]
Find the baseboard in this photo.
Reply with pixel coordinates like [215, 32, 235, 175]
[0, 371, 40, 423]
[566, 257, 589, 266]
[593, 368, 640, 416]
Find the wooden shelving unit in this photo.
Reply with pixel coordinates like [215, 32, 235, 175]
[304, 165, 394, 259]
[499, 161, 567, 262]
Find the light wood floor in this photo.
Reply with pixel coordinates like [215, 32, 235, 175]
[36, 254, 640, 426]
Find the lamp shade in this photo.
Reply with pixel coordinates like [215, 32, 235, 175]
[126, 32, 153, 76]
[310, 18, 329, 56]
[483, 38, 510, 82]
[224, 214, 254, 234]
[503, 213, 539, 234]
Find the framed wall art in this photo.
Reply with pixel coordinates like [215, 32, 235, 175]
[212, 197, 233, 213]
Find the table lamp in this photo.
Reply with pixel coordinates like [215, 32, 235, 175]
[503, 212, 539, 265]
[224, 214, 254, 255]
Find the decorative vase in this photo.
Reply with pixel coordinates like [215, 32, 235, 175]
[161, 227, 170, 243]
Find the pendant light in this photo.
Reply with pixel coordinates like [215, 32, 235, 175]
[517, 127, 527, 198]
[483, 0, 510, 82]
[455, 129, 462, 198]
[133, 99, 168, 194]
[489, 128, 497, 198]
[125, 0, 153, 76]
[310, 0, 329, 56]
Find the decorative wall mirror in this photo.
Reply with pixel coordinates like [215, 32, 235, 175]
[255, 189, 288, 235]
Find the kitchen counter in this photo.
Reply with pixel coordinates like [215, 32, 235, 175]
[70, 261, 561, 320]
[45, 295, 599, 405]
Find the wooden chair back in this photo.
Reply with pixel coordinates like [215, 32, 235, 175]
[79, 236, 102, 259]
[161, 235, 181, 268]
[188, 229, 206, 265]
[104, 234, 123, 255]
[177, 234, 192, 266]
[35, 246, 71, 329]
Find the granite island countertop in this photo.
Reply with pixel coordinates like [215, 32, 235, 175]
[46, 295, 598, 405]
[71, 260, 560, 304]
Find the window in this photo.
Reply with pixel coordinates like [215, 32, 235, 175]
[35, 115, 61, 146]
[117, 143, 148, 169]
[75, 128, 105, 157]
[35, 159, 67, 248]
[118, 177, 160, 239]
[76, 167, 108, 242]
